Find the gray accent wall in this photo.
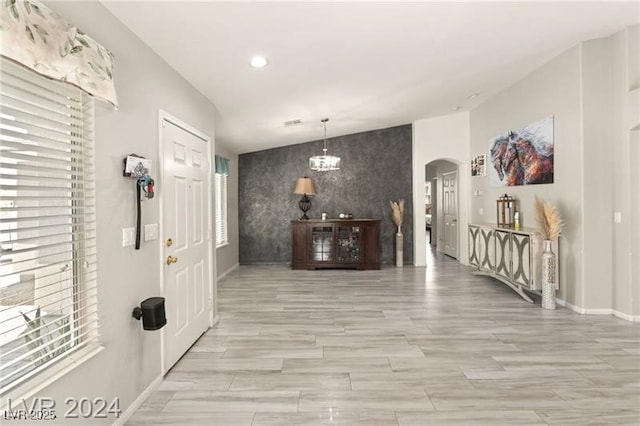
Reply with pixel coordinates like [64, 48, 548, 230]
[239, 125, 413, 265]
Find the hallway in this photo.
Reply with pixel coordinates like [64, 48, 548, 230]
[128, 251, 640, 425]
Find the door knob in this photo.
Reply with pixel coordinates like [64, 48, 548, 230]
[166, 255, 178, 265]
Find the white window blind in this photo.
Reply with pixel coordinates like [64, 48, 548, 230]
[215, 173, 228, 246]
[0, 57, 99, 395]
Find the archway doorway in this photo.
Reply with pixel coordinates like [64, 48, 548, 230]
[425, 159, 460, 261]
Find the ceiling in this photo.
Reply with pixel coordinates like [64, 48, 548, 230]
[101, 1, 639, 154]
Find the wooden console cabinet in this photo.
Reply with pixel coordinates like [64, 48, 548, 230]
[468, 223, 559, 303]
[291, 219, 381, 270]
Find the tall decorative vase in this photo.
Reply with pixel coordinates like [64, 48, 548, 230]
[396, 226, 403, 267]
[541, 239, 557, 309]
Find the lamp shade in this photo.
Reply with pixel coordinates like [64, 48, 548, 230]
[294, 177, 316, 195]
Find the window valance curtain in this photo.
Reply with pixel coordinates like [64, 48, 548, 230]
[215, 155, 229, 176]
[0, 0, 118, 108]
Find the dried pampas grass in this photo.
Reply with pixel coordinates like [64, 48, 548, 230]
[535, 196, 564, 240]
[390, 199, 405, 228]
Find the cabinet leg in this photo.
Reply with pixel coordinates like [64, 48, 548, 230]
[510, 284, 534, 304]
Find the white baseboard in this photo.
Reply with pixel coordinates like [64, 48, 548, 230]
[557, 299, 609, 315]
[217, 263, 239, 281]
[113, 374, 163, 426]
[556, 299, 640, 322]
[612, 309, 640, 322]
[210, 314, 220, 328]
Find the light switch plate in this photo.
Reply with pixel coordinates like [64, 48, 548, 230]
[122, 227, 136, 247]
[145, 223, 158, 241]
[614, 212, 622, 223]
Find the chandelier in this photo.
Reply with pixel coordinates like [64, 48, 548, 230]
[309, 118, 340, 171]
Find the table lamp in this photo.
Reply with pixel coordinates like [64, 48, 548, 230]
[294, 177, 316, 220]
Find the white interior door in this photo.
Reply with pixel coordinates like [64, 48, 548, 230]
[161, 117, 211, 372]
[442, 170, 458, 259]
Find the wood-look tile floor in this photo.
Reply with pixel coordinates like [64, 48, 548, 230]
[128, 250, 640, 425]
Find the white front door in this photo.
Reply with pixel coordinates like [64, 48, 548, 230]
[442, 170, 458, 259]
[161, 117, 212, 372]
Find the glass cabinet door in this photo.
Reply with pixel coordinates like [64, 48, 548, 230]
[311, 226, 333, 261]
[337, 226, 360, 262]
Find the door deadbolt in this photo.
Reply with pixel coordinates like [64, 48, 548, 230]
[166, 255, 178, 265]
[166, 238, 173, 247]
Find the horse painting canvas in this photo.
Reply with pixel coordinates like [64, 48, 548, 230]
[489, 115, 554, 187]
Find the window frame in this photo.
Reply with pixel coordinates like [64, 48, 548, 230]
[214, 172, 228, 247]
[0, 58, 102, 400]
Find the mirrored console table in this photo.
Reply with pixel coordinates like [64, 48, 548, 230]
[468, 223, 559, 303]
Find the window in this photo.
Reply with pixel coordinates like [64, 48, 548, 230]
[0, 58, 99, 395]
[214, 155, 229, 247]
[215, 172, 228, 246]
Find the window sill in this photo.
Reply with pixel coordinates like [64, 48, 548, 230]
[0, 344, 104, 407]
[216, 242, 230, 249]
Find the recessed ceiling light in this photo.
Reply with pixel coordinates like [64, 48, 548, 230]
[249, 56, 268, 68]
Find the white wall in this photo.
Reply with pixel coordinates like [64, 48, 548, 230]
[470, 44, 588, 310]
[29, 1, 239, 422]
[469, 26, 639, 319]
[611, 26, 640, 319]
[214, 144, 239, 279]
[412, 113, 470, 266]
[581, 37, 614, 313]
[631, 128, 640, 318]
